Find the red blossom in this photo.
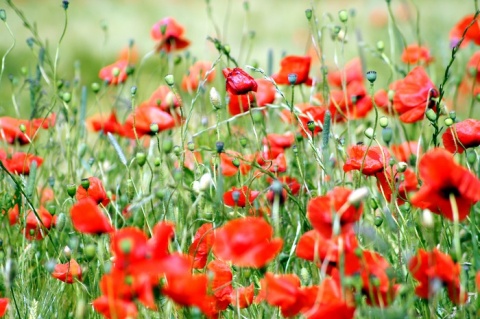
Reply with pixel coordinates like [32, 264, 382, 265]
[391, 141, 421, 163]
[123, 103, 176, 138]
[376, 167, 418, 203]
[151, 17, 190, 52]
[230, 284, 254, 309]
[92, 295, 138, 319]
[401, 44, 434, 65]
[343, 145, 391, 176]
[207, 260, 233, 312]
[408, 248, 466, 304]
[223, 67, 258, 95]
[442, 119, 480, 153]
[51, 259, 82, 283]
[0, 114, 55, 145]
[24, 207, 53, 240]
[393, 66, 438, 123]
[147, 85, 181, 112]
[189, 223, 214, 268]
[226, 91, 255, 115]
[223, 186, 259, 207]
[99, 60, 129, 85]
[87, 110, 126, 136]
[182, 61, 215, 92]
[410, 148, 480, 221]
[255, 78, 276, 106]
[0, 298, 8, 317]
[76, 177, 110, 206]
[327, 57, 363, 87]
[449, 14, 480, 48]
[0, 152, 43, 175]
[70, 198, 114, 234]
[213, 217, 283, 268]
[272, 55, 312, 85]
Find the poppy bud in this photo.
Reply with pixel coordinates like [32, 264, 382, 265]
[232, 158, 240, 168]
[364, 127, 375, 139]
[173, 168, 183, 181]
[444, 118, 454, 127]
[374, 215, 383, 227]
[210, 87, 222, 110]
[150, 123, 159, 134]
[63, 246, 72, 258]
[163, 138, 173, 153]
[379, 116, 388, 128]
[84, 244, 96, 260]
[111, 67, 120, 77]
[154, 157, 161, 167]
[366, 70, 377, 83]
[223, 67, 258, 95]
[389, 158, 396, 167]
[224, 45, 231, 54]
[164, 74, 175, 87]
[307, 121, 316, 132]
[56, 213, 66, 231]
[425, 109, 437, 122]
[0, 9, 6, 22]
[240, 136, 248, 147]
[382, 127, 392, 144]
[66, 184, 76, 197]
[62, 1, 69, 10]
[62, 92, 71, 103]
[388, 89, 395, 102]
[19, 124, 26, 133]
[252, 110, 263, 123]
[136, 152, 147, 167]
[449, 111, 456, 120]
[338, 10, 348, 23]
[81, 178, 90, 190]
[130, 86, 137, 96]
[165, 91, 176, 107]
[187, 141, 195, 151]
[288, 73, 298, 85]
[467, 150, 476, 165]
[173, 145, 181, 157]
[199, 173, 212, 191]
[91, 82, 100, 93]
[397, 161, 408, 173]
[156, 189, 166, 200]
[45, 259, 56, 274]
[370, 197, 379, 210]
[421, 209, 434, 228]
[305, 9, 312, 20]
[376, 41, 385, 52]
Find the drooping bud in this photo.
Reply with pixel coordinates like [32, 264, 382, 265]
[209, 87, 222, 110]
[164, 74, 175, 87]
[364, 127, 375, 139]
[338, 10, 348, 23]
[136, 152, 147, 167]
[397, 161, 408, 173]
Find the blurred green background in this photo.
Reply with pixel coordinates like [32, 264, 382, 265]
[0, 0, 475, 116]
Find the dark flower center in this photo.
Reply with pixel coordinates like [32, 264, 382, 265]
[439, 186, 460, 199]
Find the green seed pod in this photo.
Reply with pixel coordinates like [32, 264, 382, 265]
[338, 10, 348, 23]
[136, 152, 147, 167]
[0, 9, 6, 22]
[466, 150, 477, 165]
[163, 138, 173, 154]
[173, 145, 182, 157]
[66, 184, 77, 197]
[366, 70, 377, 83]
[130, 86, 137, 96]
[154, 157, 161, 167]
[164, 74, 175, 87]
[240, 136, 248, 148]
[364, 127, 375, 139]
[187, 141, 195, 152]
[449, 111, 456, 120]
[84, 244, 96, 260]
[379, 116, 388, 128]
[382, 127, 392, 144]
[252, 110, 263, 123]
[444, 118, 454, 127]
[307, 121, 316, 132]
[374, 215, 383, 227]
[62, 92, 71, 103]
[91, 82, 100, 93]
[305, 9, 312, 20]
[232, 158, 240, 168]
[376, 41, 385, 52]
[81, 178, 90, 190]
[425, 109, 437, 122]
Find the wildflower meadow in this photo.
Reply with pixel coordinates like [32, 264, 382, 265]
[1, 0, 480, 318]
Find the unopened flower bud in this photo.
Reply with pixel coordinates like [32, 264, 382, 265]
[130, 86, 137, 96]
[449, 111, 456, 120]
[62, 92, 71, 103]
[66, 184, 76, 197]
[376, 41, 385, 52]
[209, 87, 222, 110]
[374, 215, 383, 227]
[19, 124, 26, 133]
[173, 145, 181, 157]
[240, 136, 248, 147]
[81, 178, 90, 190]
[187, 141, 195, 151]
[56, 213, 66, 231]
[382, 127, 392, 144]
[307, 121, 316, 132]
[232, 158, 240, 168]
[364, 127, 375, 139]
[338, 10, 348, 23]
[444, 118, 454, 127]
[164, 74, 175, 87]
[91, 82, 100, 93]
[163, 139, 173, 154]
[165, 91, 175, 107]
[136, 152, 147, 167]
[0, 10, 6, 22]
[150, 123, 159, 134]
[112, 67, 120, 77]
[199, 173, 212, 191]
[305, 9, 312, 20]
[379, 116, 388, 128]
[422, 209, 434, 228]
[397, 161, 408, 173]
[425, 109, 437, 122]
[467, 150, 477, 165]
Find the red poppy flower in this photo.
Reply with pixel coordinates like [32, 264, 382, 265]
[87, 110, 126, 136]
[410, 148, 480, 221]
[148, 221, 175, 260]
[258, 273, 305, 317]
[110, 227, 149, 270]
[212, 217, 283, 268]
[99, 60, 129, 85]
[189, 223, 214, 268]
[1, 152, 43, 175]
[329, 81, 373, 120]
[255, 78, 276, 106]
[151, 17, 190, 52]
[181, 61, 215, 92]
[92, 295, 138, 319]
[272, 55, 312, 85]
[307, 187, 363, 238]
[24, 207, 53, 240]
[264, 132, 295, 149]
[442, 119, 480, 153]
[393, 66, 438, 123]
[408, 248, 466, 304]
[0, 114, 55, 145]
[230, 284, 254, 309]
[51, 259, 82, 283]
[327, 57, 363, 87]
[123, 104, 175, 138]
[207, 260, 233, 311]
[449, 14, 480, 48]
[219, 151, 253, 176]
[117, 44, 139, 64]
[476, 271, 480, 291]
[70, 198, 114, 234]
[76, 177, 110, 206]
[401, 44, 434, 65]
[296, 229, 358, 274]
[223, 67, 258, 95]
[466, 51, 480, 81]
[0, 298, 8, 317]
[292, 103, 327, 137]
[343, 145, 391, 176]
[376, 167, 418, 203]
[223, 186, 259, 208]
[7, 204, 19, 226]
[147, 85, 181, 112]
[226, 91, 255, 115]
[391, 141, 421, 163]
